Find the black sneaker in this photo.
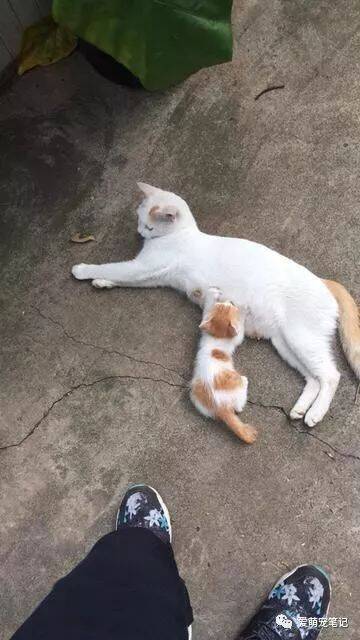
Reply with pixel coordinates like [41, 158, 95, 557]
[116, 484, 172, 544]
[238, 564, 331, 639]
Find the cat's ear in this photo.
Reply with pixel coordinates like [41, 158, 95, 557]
[137, 182, 159, 197]
[150, 205, 178, 222]
[199, 319, 211, 333]
[226, 322, 238, 338]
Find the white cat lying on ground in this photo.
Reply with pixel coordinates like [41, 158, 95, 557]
[72, 183, 360, 427]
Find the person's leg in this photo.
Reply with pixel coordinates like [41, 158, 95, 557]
[237, 564, 331, 639]
[12, 485, 192, 640]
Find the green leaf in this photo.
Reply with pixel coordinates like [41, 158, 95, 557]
[18, 15, 77, 76]
[53, 0, 233, 90]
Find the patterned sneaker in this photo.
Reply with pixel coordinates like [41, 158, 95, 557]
[116, 484, 172, 544]
[238, 565, 331, 639]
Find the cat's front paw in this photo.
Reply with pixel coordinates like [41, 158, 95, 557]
[72, 263, 89, 280]
[92, 279, 115, 289]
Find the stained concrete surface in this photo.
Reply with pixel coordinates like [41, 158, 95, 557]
[1, 1, 360, 638]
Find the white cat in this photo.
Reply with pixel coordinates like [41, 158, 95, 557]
[190, 287, 257, 444]
[72, 183, 360, 427]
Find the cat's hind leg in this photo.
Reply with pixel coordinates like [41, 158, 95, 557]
[271, 335, 320, 420]
[281, 329, 340, 427]
[234, 376, 248, 413]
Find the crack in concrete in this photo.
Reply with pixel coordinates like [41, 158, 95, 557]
[5, 296, 360, 462]
[23, 301, 189, 382]
[254, 84, 285, 101]
[0, 374, 187, 452]
[248, 399, 360, 462]
[3, 382, 359, 463]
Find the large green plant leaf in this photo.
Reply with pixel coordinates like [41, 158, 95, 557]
[18, 15, 77, 75]
[53, 0, 233, 90]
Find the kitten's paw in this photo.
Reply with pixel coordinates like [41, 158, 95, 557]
[241, 424, 257, 444]
[290, 407, 305, 420]
[208, 286, 222, 302]
[72, 264, 89, 280]
[304, 407, 322, 428]
[92, 279, 115, 289]
[208, 286, 222, 295]
[189, 288, 204, 304]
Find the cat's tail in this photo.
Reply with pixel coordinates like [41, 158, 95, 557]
[216, 407, 257, 444]
[324, 279, 360, 378]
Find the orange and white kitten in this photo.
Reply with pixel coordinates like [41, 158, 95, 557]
[190, 288, 257, 444]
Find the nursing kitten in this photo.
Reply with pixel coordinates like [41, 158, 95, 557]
[190, 288, 257, 444]
[72, 182, 360, 427]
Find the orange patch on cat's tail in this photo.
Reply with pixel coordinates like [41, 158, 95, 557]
[324, 279, 360, 378]
[216, 407, 257, 444]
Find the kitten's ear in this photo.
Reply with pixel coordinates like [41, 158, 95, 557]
[150, 205, 178, 222]
[137, 182, 159, 197]
[199, 319, 211, 333]
[227, 322, 238, 338]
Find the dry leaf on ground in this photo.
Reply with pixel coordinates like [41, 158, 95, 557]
[18, 15, 77, 76]
[71, 233, 95, 244]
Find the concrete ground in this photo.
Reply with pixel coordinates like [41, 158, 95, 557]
[1, 1, 360, 637]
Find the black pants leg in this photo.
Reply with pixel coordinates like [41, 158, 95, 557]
[12, 528, 193, 640]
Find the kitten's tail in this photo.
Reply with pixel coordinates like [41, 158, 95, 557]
[216, 407, 257, 444]
[324, 279, 360, 378]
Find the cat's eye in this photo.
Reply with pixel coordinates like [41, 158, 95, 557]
[145, 224, 154, 231]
